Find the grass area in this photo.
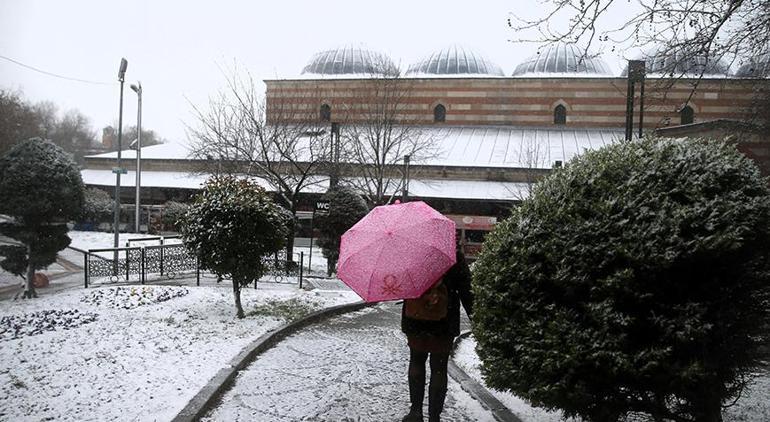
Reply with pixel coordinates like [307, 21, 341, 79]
[247, 297, 324, 322]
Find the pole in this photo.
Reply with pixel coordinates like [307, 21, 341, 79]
[308, 209, 314, 271]
[638, 76, 645, 139]
[133, 82, 142, 233]
[625, 76, 634, 141]
[402, 154, 411, 202]
[330, 122, 339, 187]
[113, 58, 127, 273]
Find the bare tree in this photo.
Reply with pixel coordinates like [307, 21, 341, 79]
[511, 131, 550, 202]
[337, 69, 441, 206]
[510, 1, 770, 129]
[0, 90, 98, 163]
[187, 69, 332, 262]
[509, 0, 769, 70]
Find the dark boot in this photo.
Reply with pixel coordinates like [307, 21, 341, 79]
[427, 384, 446, 422]
[405, 348, 428, 422]
[402, 408, 423, 422]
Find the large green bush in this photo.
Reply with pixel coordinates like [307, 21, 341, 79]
[472, 137, 770, 422]
[180, 176, 291, 318]
[315, 185, 368, 275]
[0, 138, 84, 298]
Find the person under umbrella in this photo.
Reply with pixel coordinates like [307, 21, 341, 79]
[337, 201, 473, 421]
[400, 243, 473, 422]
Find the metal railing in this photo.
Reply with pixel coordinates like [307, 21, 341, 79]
[84, 243, 199, 287]
[83, 244, 304, 289]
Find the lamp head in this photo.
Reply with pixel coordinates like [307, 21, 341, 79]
[118, 58, 128, 81]
[130, 82, 142, 94]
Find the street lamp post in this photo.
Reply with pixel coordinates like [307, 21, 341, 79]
[130, 82, 142, 233]
[113, 58, 128, 259]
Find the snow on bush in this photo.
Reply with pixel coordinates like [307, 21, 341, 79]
[0, 309, 97, 341]
[473, 137, 770, 421]
[81, 286, 189, 309]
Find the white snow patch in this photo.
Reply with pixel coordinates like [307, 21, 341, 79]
[454, 336, 580, 421]
[0, 284, 359, 421]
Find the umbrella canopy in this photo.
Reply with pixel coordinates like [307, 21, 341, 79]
[338, 201, 456, 302]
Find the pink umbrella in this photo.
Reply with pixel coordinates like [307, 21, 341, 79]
[337, 201, 456, 302]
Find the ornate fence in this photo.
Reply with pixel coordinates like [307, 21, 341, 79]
[83, 243, 304, 288]
[84, 243, 199, 287]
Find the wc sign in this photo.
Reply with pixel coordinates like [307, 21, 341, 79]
[315, 201, 330, 215]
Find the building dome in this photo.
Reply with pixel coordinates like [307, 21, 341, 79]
[406, 45, 504, 76]
[736, 50, 770, 78]
[623, 46, 732, 77]
[302, 46, 398, 76]
[513, 44, 612, 76]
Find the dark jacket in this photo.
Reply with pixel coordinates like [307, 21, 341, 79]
[401, 250, 474, 338]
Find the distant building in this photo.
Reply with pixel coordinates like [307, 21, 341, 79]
[81, 43, 770, 255]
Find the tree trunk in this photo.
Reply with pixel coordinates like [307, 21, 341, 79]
[696, 399, 723, 422]
[232, 278, 244, 319]
[285, 213, 296, 263]
[23, 245, 37, 299]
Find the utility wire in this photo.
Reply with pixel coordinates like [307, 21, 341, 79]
[0, 54, 115, 86]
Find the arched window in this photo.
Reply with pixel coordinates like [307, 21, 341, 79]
[320, 104, 331, 122]
[433, 104, 446, 123]
[554, 104, 567, 125]
[680, 105, 694, 125]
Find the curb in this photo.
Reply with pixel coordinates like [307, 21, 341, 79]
[171, 300, 375, 422]
[449, 331, 523, 422]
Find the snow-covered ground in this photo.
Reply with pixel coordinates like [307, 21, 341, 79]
[454, 336, 770, 422]
[0, 283, 359, 421]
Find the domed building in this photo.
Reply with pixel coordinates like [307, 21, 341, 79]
[406, 45, 504, 77]
[301, 45, 398, 77]
[82, 41, 770, 258]
[622, 45, 732, 77]
[513, 43, 612, 76]
[736, 50, 770, 78]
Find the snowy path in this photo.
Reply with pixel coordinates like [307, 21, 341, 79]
[204, 302, 494, 421]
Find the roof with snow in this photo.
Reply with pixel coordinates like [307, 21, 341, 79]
[302, 46, 399, 77]
[406, 45, 505, 77]
[83, 126, 624, 201]
[87, 126, 623, 170]
[80, 169, 532, 201]
[513, 44, 612, 77]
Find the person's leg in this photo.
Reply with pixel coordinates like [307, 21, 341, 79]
[404, 348, 428, 421]
[428, 351, 450, 422]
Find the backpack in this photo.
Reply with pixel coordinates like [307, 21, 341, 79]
[405, 279, 449, 321]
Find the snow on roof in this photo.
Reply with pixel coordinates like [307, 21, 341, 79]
[405, 179, 530, 201]
[81, 167, 530, 201]
[422, 126, 623, 169]
[81, 169, 209, 190]
[86, 140, 191, 160]
[80, 169, 330, 194]
[85, 126, 623, 172]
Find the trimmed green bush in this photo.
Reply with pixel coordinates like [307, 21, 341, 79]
[472, 137, 770, 422]
[315, 185, 368, 275]
[180, 176, 291, 318]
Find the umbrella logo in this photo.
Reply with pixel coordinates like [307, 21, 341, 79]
[380, 274, 401, 296]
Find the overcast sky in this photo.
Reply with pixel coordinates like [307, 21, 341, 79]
[1, 0, 635, 143]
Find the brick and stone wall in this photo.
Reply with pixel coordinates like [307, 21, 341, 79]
[265, 77, 768, 129]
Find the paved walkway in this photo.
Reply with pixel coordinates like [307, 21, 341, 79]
[204, 302, 494, 421]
